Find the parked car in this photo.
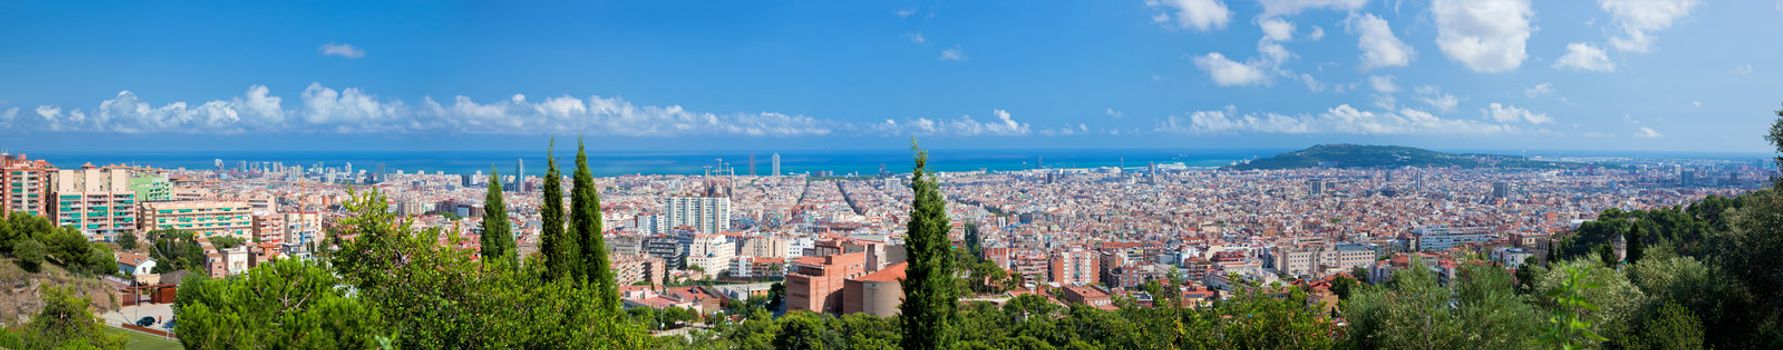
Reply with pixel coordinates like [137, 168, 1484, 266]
[135, 316, 156, 327]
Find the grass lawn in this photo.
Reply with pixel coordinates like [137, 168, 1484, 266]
[105, 326, 182, 350]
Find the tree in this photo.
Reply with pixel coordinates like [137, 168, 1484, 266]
[899, 140, 960, 350]
[116, 230, 138, 251]
[540, 141, 577, 281]
[1541, 265, 1610, 350]
[572, 139, 621, 316]
[11, 287, 124, 350]
[1767, 102, 1783, 167]
[1627, 302, 1704, 350]
[14, 238, 44, 272]
[148, 229, 205, 273]
[481, 167, 514, 262]
[775, 311, 833, 350]
[174, 258, 385, 349]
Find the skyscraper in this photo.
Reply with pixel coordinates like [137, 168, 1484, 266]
[514, 158, 526, 193]
[771, 153, 781, 177]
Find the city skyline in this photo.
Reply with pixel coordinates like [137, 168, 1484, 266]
[3, 1, 1780, 153]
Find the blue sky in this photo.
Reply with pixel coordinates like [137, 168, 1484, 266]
[1, 0, 1779, 153]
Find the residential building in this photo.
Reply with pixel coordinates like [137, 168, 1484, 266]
[50, 166, 137, 241]
[128, 173, 172, 202]
[685, 233, 736, 276]
[1, 153, 56, 217]
[1049, 247, 1100, 286]
[140, 200, 254, 239]
[663, 196, 730, 234]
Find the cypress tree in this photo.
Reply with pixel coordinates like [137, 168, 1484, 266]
[899, 139, 959, 350]
[541, 141, 578, 281]
[480, 167, 514, 262]
[572, 138, 620, 313]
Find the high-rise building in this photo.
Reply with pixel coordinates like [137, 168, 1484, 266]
[1491, 181, 1511, 199]
[1, 153, 56, 217]
[128, 173, 173, 202]
[513, 158, 526, 193]
[771, 153, 781, 177]
[1307, 179, 1326, 197]
[140, 200, 254, 239]
[1681, 170, 1697, 187]
[663, 196, 731, 234]
[51, 166, 137, 241]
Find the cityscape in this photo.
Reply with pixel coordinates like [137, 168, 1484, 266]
[3, 1, 1783, 349]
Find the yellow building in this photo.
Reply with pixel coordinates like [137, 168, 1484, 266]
[140, 200, 254, 239]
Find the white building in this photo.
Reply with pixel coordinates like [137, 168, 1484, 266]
[663, 197, 731, 234]
[685, 234, 736, 276]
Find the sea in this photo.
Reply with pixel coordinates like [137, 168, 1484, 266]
[18, 148, 1770, 177]
[18, 149, 1286, 177]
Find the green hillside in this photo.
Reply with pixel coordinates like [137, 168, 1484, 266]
[1228, 144, 1572, 170]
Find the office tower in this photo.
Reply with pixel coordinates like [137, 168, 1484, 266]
[1, 153, 56, 217]
[663, 196, 731, 234]
[514, 158, 525, 193]
[51, 166, 137, 241]
[771, 153, 781, 177]
[140, 200, 254, 239]
[1681, 170, 1696, 187]
[1307, 179, 1325, 196]
[1491, 181, 1511, 199]
[749, 153, 757, 177]
[128, 173, 172, 202]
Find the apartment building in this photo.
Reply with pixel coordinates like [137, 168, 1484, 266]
[50, 167, 137, 241]
[140, 200, 254, 239]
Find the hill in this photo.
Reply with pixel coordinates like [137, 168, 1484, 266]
[1228, 144, 1572, 170]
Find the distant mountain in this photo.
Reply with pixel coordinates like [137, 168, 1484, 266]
[1227, 144, 1573, 170]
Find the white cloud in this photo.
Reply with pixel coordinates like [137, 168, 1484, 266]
[1350, 13, 1415, 70]
[0, 107, 16, 128]
[1307, 26, 1326, 41]
[1193, 52, 1269, 86]
[1485, 103, 1552, 124]
[880, 109, 1031, 136]
[1431, 0, 1534, 73]
[1599, 0, 1700, 53]
[938, 46, 967, 61]
[1414, 85, 1461, 112]
[1523, 83, 1554, 98]
[1257, 0, 1368, 17]
[896, 9, 917, 17]
[1554, 43, 1616, 72]
[1369, 75, 1399, 93]
[318, 43, 365, 59]
[906, 32, 926, 44]
[1732, 64, 1753, 75]
[21, 84, 843, 136]
[1147, 0, 1232, 32]
[1159, 104, 1517, 135]
[1636, 126, 1663, 138]
[300, 83, 405, 131]
[1105, 108, 1124, 118]
[1260, 18, 1295, 41]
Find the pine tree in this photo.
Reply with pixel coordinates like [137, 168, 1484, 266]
[480, 167, 515, 262]
[541, 141, 578, 281]
[573, 138, 620, 313]
[900, 139, 959, 350]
